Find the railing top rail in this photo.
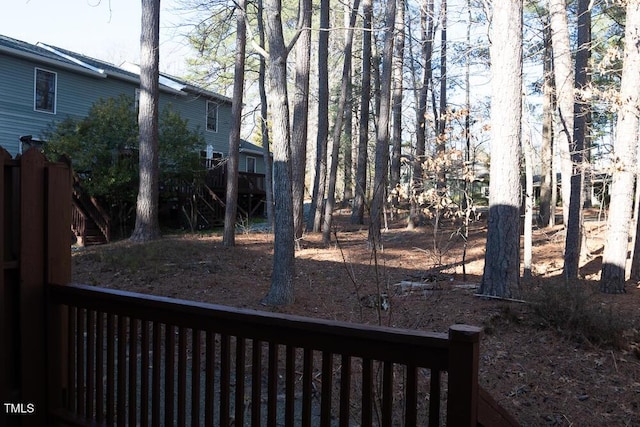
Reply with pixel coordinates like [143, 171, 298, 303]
[49, 283, 452, 368]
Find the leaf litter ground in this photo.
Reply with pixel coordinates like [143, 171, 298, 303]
[72, 212, 640, 426]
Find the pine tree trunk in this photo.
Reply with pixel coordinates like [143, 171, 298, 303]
[131, 0, 161, 242]
[600, 0, 640, 293]
[257, 0, 274, 228]
[368, 0, 396, 248]
[549, 0, 575, 229]
[261, 0, 295, 305]
[322, 0, 361, 245]
[308, 0, 330, 232]
[223, 0, 247, 247]
[479, 0, 522, 298]
[539, 17, 554, 228]
[350, 0, 372, 225]
[291, 0, 312, 242]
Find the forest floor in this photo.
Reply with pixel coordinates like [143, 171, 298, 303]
[72, 209, 640, 426]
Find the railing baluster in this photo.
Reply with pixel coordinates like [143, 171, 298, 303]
[404, 365, 417, 427]
[382, 361, 393, 427]
[251, 339, 263, 427]
[86, 310, 95, 419]
[106, 313, 115, 425]
[235, 337, 246, 426]
[301, 348, 313, 427]
[67, 306, 76, 414]
[362, 358, 373, 427]
[429, 369, 441, 426]
[117, 315, 127, 425]
[95, 311, 104, 422]
[285, 345, 295, 427]
[152, 322, 162, 427]
[267, 342, 278, 427]
[339, 354, 351, 427]
[192, 329, 201, 427]
[76, 308, 86, 417]
[205, 330, 215, 426]
[129, 318, 138, 426]
[320, 351, 333, 427]
[220, 334, 231, 426]
[141, 320, 150, 427]
[178, 327, 188, 427]
[165, 325, 176, 426]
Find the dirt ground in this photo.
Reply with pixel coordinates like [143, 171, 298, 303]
[72, 211, 640, 426]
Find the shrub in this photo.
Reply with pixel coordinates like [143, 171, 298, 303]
[527, 282, 630, 349]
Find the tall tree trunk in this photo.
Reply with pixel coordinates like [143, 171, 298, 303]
[131, 0, 161, 242]
[261, 0, 295, 305]
[223, 0, 247, 247]
[600, 0, 640, 293]
[564, 0, 591, 279]
[322, 0, 361, 245]
[539, 16, 554, 228]
[351, 0, 373, 224]
[368, 0, 396, 248]
[479, 0, 522, 298]
[523, 103, 534, 279]
[390, 0, 405, 189]
[548, 0, 575, 229]
[258, 0, 275, 228]
[308, 0, 330, 232]
[408, 0, 434, 229]
[342, 55, 354, 203]
[291, 0, 312, 242]
[436, 0, 447, 196]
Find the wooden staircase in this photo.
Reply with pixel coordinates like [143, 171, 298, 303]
[71, 175, 110, 246]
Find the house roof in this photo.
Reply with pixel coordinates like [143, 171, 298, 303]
[0, 33, 231, 103]
[239, 140, 267, 156]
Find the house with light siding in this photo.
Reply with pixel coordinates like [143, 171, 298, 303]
[0, 33, 266, 174]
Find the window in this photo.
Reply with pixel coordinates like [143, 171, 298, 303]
[246, 156, 256, 174]
[34, 68, 57, 113]
[206, 101, 218, 132]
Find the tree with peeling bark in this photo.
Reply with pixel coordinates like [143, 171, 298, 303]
[479, 0, 522, 298]
[130, 0, 161, 242]
[600, 0, 640, 294]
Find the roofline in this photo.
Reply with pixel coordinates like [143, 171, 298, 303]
[0, 44, 107, 78]
[240, 148, 267, 156]
[1, 35, 228, 100]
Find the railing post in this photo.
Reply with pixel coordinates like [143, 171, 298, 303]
[447, 324, 482, 426]
[19, 149, 47, 427]
[46, 159, 72, 418]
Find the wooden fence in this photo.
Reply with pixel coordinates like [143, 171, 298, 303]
[1, 148, 517, 426]
[0, 148, 72, 427]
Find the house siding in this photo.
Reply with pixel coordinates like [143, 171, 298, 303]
[1, 46, 234, 161]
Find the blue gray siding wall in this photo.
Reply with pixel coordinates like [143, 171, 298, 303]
[1, 51, 233, 162]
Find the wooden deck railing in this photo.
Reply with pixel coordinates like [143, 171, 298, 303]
[47, 283, 482, 427]
[71, 174, 111, 244]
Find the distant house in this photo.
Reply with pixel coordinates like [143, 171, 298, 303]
[0, 33, 266, 174]
[0, 34, 268, 240]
